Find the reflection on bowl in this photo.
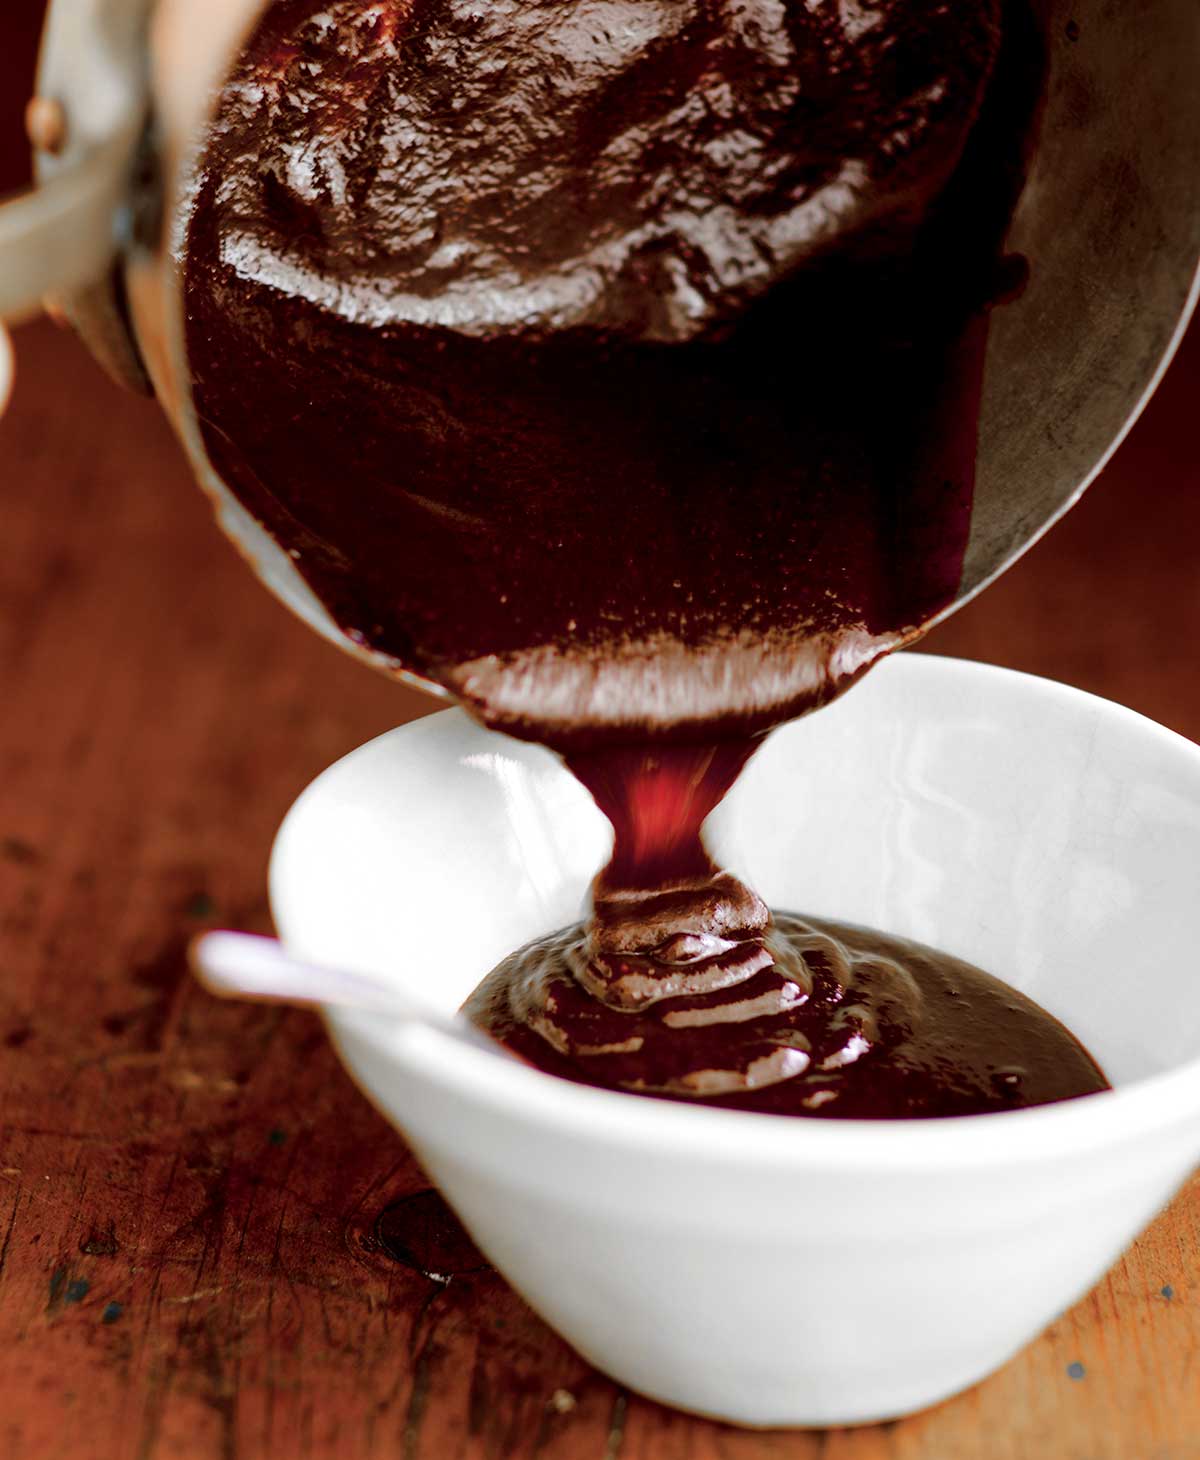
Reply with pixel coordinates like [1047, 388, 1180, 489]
[270, 654, 1200, 1426]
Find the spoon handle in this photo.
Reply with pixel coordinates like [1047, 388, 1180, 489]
[190, 930, 515, 1061]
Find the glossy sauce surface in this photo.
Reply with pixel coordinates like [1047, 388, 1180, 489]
[466, 912, 1109, 1117]
[184, 0, 1108, 1116]
[465, 740, 1108, 1116]
[183, 0, 1031, 744]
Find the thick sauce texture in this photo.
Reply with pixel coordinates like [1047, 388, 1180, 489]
[184, 0, 1109, 1116]
[183, 0, 1025, 742]
[465, 914, 1108, 1117]
[465, 742, 1108, 1116]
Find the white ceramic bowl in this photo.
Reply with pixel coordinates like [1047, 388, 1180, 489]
[270, 655, 1200, 1427]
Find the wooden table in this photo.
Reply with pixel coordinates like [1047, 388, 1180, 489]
[2, 25, 1199, 1460]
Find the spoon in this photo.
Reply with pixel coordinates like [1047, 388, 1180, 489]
[190, 930, 517, 1061]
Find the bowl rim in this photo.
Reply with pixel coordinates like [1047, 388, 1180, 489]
[272, 654, 1200, 1172]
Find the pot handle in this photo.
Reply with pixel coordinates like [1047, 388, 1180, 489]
[0, 0, 151, 406]
[0, 126, 142, 324]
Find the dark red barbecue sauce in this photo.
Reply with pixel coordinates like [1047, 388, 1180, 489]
[184, 0, 1108, 1116]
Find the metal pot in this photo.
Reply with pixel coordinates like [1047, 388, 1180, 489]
[2, 0, 1198, 697]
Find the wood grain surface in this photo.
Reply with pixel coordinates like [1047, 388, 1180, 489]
[2, 9, 1199, 1457]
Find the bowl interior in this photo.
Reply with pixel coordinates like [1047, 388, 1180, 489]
[270, 654, 1200, 1089]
